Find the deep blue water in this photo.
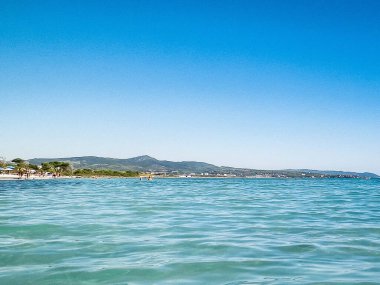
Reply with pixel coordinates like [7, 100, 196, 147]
[1, 178, 380, 284]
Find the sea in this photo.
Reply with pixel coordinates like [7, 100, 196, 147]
[1, 178, 379, 284]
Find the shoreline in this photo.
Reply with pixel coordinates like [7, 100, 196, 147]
[0, 174, 73, 181]
[0, 174, 374, 181]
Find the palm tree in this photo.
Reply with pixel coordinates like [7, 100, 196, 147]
[12, 158, 28, 178]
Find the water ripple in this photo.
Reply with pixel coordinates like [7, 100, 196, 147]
[1, 178, 380, 284]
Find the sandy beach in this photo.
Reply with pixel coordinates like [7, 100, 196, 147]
[0, 174, 57, 180]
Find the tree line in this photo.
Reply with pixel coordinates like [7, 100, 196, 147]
[1, 158, 139, 178]
[7, 159, 72, 178]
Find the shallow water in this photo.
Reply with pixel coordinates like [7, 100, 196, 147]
[1, 178, 380, 284]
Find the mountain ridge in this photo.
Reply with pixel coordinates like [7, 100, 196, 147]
[27, 155, 379, 178]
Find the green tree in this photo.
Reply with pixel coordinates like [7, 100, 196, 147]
[41, 162, 53, 174]
[11, 158, 30, 178]
[42, 161, 72, 177]
[11, 158, 24, 164]
[28, 164, 40, 176]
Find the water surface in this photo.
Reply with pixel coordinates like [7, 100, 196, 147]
[1, 178, 380, 284]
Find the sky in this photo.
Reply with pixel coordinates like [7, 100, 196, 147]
[1, 0, 379, 174]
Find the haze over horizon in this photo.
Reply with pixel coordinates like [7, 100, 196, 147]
[1, 1, 379, 174]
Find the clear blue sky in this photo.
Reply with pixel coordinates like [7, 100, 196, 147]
[1, 0, 379, 173]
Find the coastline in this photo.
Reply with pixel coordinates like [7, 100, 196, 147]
[0, 174, 72, 181]
[0, 174, 374, 181]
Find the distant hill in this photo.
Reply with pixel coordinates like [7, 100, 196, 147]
[28, 155, 219, 173]
[286, 169, 380, 179]
[28, 155, 379, 178]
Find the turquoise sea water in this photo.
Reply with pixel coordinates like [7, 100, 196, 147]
[1, 178, 380, 284]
